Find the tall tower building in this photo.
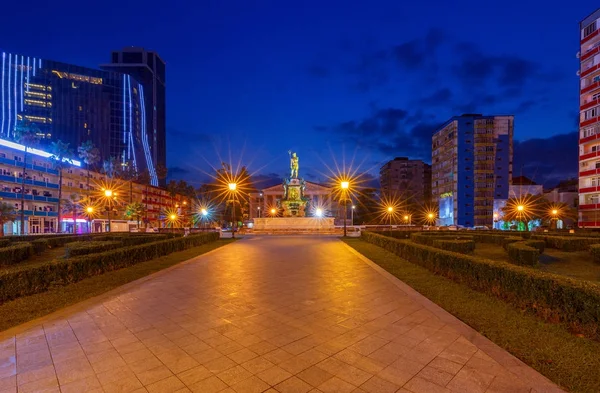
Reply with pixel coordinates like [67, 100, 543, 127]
[578, 10, 600, 228]
[0, 48, 164, 186]
[379, 157, 432, 208]
[432, 114, 513, 227]
[102, 47, 166, 186]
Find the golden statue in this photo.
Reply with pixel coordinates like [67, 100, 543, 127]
[289, 151, 299, 179]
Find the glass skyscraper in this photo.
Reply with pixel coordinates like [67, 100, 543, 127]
[0, 48, 165, 186]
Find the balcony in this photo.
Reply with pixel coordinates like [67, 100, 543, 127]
[582, 63, 600, 78]
[581, 117, 600, 127]
[581, 81, 600, 94]
[580, 168, 600, 177]
[580, 186, 600, 193]
[0, 157, 59, 175]
[580, 150, 600, 161]
[0, 191, 58, 203]
[582, 29, 600, 45]
[581, 98, 600, 110]
[579, 203, 600, 210]
[0, 174, 59, 189]
[581, 46, 600, 62]
[580, 133, 600, 144]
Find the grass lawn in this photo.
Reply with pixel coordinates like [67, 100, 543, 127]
[344, 238, 600, 393]
[0, 239, 233, 332]
[474, 243, 600, 284]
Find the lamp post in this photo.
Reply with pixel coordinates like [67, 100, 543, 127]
[340, 181, 349, 237]
[427, 212, 435, 227]
[493, 213, 499, 230]
[104, 189, 115, 232]
[351, 205, 355, 226]
[387, 206, 393, 235]
[517, 204, 525, 231]
[229, 182, 237, 238]
[270, 208, 276, 217]
[169, 214, 177, 229]
[551, 209, 558, 230]
[201, 208, 208, 231]
[86, 206, 94, 233]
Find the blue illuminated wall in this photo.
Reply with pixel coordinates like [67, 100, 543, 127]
[0, 51, 159, 186]
[455, 116, 475, 227]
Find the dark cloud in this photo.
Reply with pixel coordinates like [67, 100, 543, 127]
[418, 88, 453, 106]
[251, 172, 283, 189]
[168, 166, 190, 176]
[513, 132, 578, 188]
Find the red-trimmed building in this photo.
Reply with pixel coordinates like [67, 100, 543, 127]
[579, 9, 600, 227]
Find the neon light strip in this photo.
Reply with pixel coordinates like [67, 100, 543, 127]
[32, 57, 36, 76]
[128, 76, 133, 161]
[26, 57, 29, 93]
[130, 81, 138, 172]
[0, 138, 81, 166]
[20, 55, 23, 111]
[1, 53, 5, 136]
[7, 54, 11, 137]
[122, 77, 126, 144]
[139, 85, 158, 185]
[13, 55, 17, 136]
[38, 59, 41, 69]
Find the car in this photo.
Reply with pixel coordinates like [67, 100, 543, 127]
[446, 225, 458, 231]
[472, 225, 490, 230]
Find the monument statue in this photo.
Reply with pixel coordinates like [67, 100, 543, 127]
[281, 150, 308, 216]
[289, 150, 299, 179]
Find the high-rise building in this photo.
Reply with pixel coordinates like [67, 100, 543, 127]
[102, 47, 166, 185]
[379, 157, 432, 208]
[432, 114, 513, 227]
[0, 48, 164, 186]
[578, 9, 600, 228]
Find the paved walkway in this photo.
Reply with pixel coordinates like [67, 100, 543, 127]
[0, 236, 563, 393]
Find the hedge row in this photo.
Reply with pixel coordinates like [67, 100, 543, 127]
[532, 235, 600, 252]
[361, 231, 600, 340]
[0, 239, 10, 248]
[0, 232, 220, 304]
[0, 243, 34, 267]
[64, 241, 123, 258]
[410, 233, 475, 254]
[506, 241, 540, 266]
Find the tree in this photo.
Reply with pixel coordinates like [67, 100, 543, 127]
[155, 164, 168, 187]
[125, 201, 146, 228]
[62, 194, 82, 234]
[14, 120, 41, 234]
[102, 156, 120, 179]
[501, 194, 546, 231]
[0, 202, 16, 237]
[166, 180, 179, 207]
[49, 141, 74, 233]
[77, 140, 101, 203]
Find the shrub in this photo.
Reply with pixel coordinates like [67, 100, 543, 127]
[30, 239, 49, 255]
[0, 243, 34, 267]
[361, 231, 600, 341]
[532, 235, 600, 252]
[0, 239, 10, 248]
[0, 232, 220, 304]
[64, 241, 123, 258]
[524, 239, 545, 254]
[591, 244, 600, 264]
[501, 236, 524, 250]
[432, 239, 475, 254]
[506, 242, 539, 266]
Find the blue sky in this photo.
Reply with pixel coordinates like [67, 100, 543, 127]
[0, 0, 594, 188]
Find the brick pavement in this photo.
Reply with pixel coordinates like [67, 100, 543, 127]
[0, 236, 565, 392]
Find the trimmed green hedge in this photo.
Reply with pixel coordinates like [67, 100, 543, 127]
[501, 236, 524, 249]
[591, 244, 600, 264]
[0, 239, 11, 248]
[31, 239, 49, 255]
[0, 232, 220, 304]
[410, 233, 475, 254]
[0, 243, 34, 267]
[532, 235, 600, 252]
[506, 242, 539, 266]
[361, 231, 600, 340]
[64, 241, 123, 258]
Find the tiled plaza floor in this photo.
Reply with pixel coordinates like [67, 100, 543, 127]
[0, 236, 564, 393]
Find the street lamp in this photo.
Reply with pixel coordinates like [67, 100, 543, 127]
[387, 206, 393, 235]
[270, 208, 277, 216]
[340, 181, 349, 237]
[493, 213, 499, 230]
[228, 182, 237, 238]
[201, 208, 208, 230]
[86, 206, 94, 233]
[102, 189, 116, 232]
[351, 205, 355, 226]
[315, 208, 323, 217]
[551, 209, 559, 229]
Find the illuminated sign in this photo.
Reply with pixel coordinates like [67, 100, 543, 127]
[0, 138, 81, 167]
[440, 192, 453, 198]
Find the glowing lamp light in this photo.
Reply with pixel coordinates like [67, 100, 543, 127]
[428, 213, 434, 219]
[104, 189, 113, 197]
[352, 205, 355, 209]
[387, 206, 393, 213]
[86, 207, 94, 213]
[169, 214, 176, 220]
[270, 208, 276, 214]
[201, 208, 208, 216]
[493, 213, 498, 219]
[315, 208, 323, 217]
[228, 183, 237, 191]
[517, 205, 524, 212]
[404, 215, 409, 220]
[340, 181, 349, 189]
[552, 209, 558, 215]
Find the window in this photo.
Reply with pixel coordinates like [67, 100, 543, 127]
[584, 21, 597, 38]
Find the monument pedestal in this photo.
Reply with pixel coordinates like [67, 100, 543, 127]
[253, 217, 337, 234]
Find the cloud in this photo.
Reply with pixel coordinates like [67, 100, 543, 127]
[251, 172, 283, 189]
[418, 88, 453, 106]
[167, 166, 190, 176]
[513, 132, 578, 188]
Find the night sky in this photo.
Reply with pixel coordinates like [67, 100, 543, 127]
[0, 0, 594, 189]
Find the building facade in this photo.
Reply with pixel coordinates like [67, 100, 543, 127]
[432, 114, 513, 227]
[0, 48, 164, 186]
[579, 9, 600, 227]
[379, 157, 431, 208]
[0, 137, 183, 235]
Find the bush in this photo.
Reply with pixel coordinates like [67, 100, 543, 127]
[0, 239, 10, 248]
[0, 232, 220, 304]
[591, 244, 600, 264]
[361, 231, 600, 341]
[64, 241, 123, 258]
[532, 235, 600, 252]
[501, 236, 524, 250]
[506, 242, 539, 266]
[524, 239, 545, 254]
[31, 239, 49, 255]
[0, 243, 34, 267]
[432, 239, 475, 254]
